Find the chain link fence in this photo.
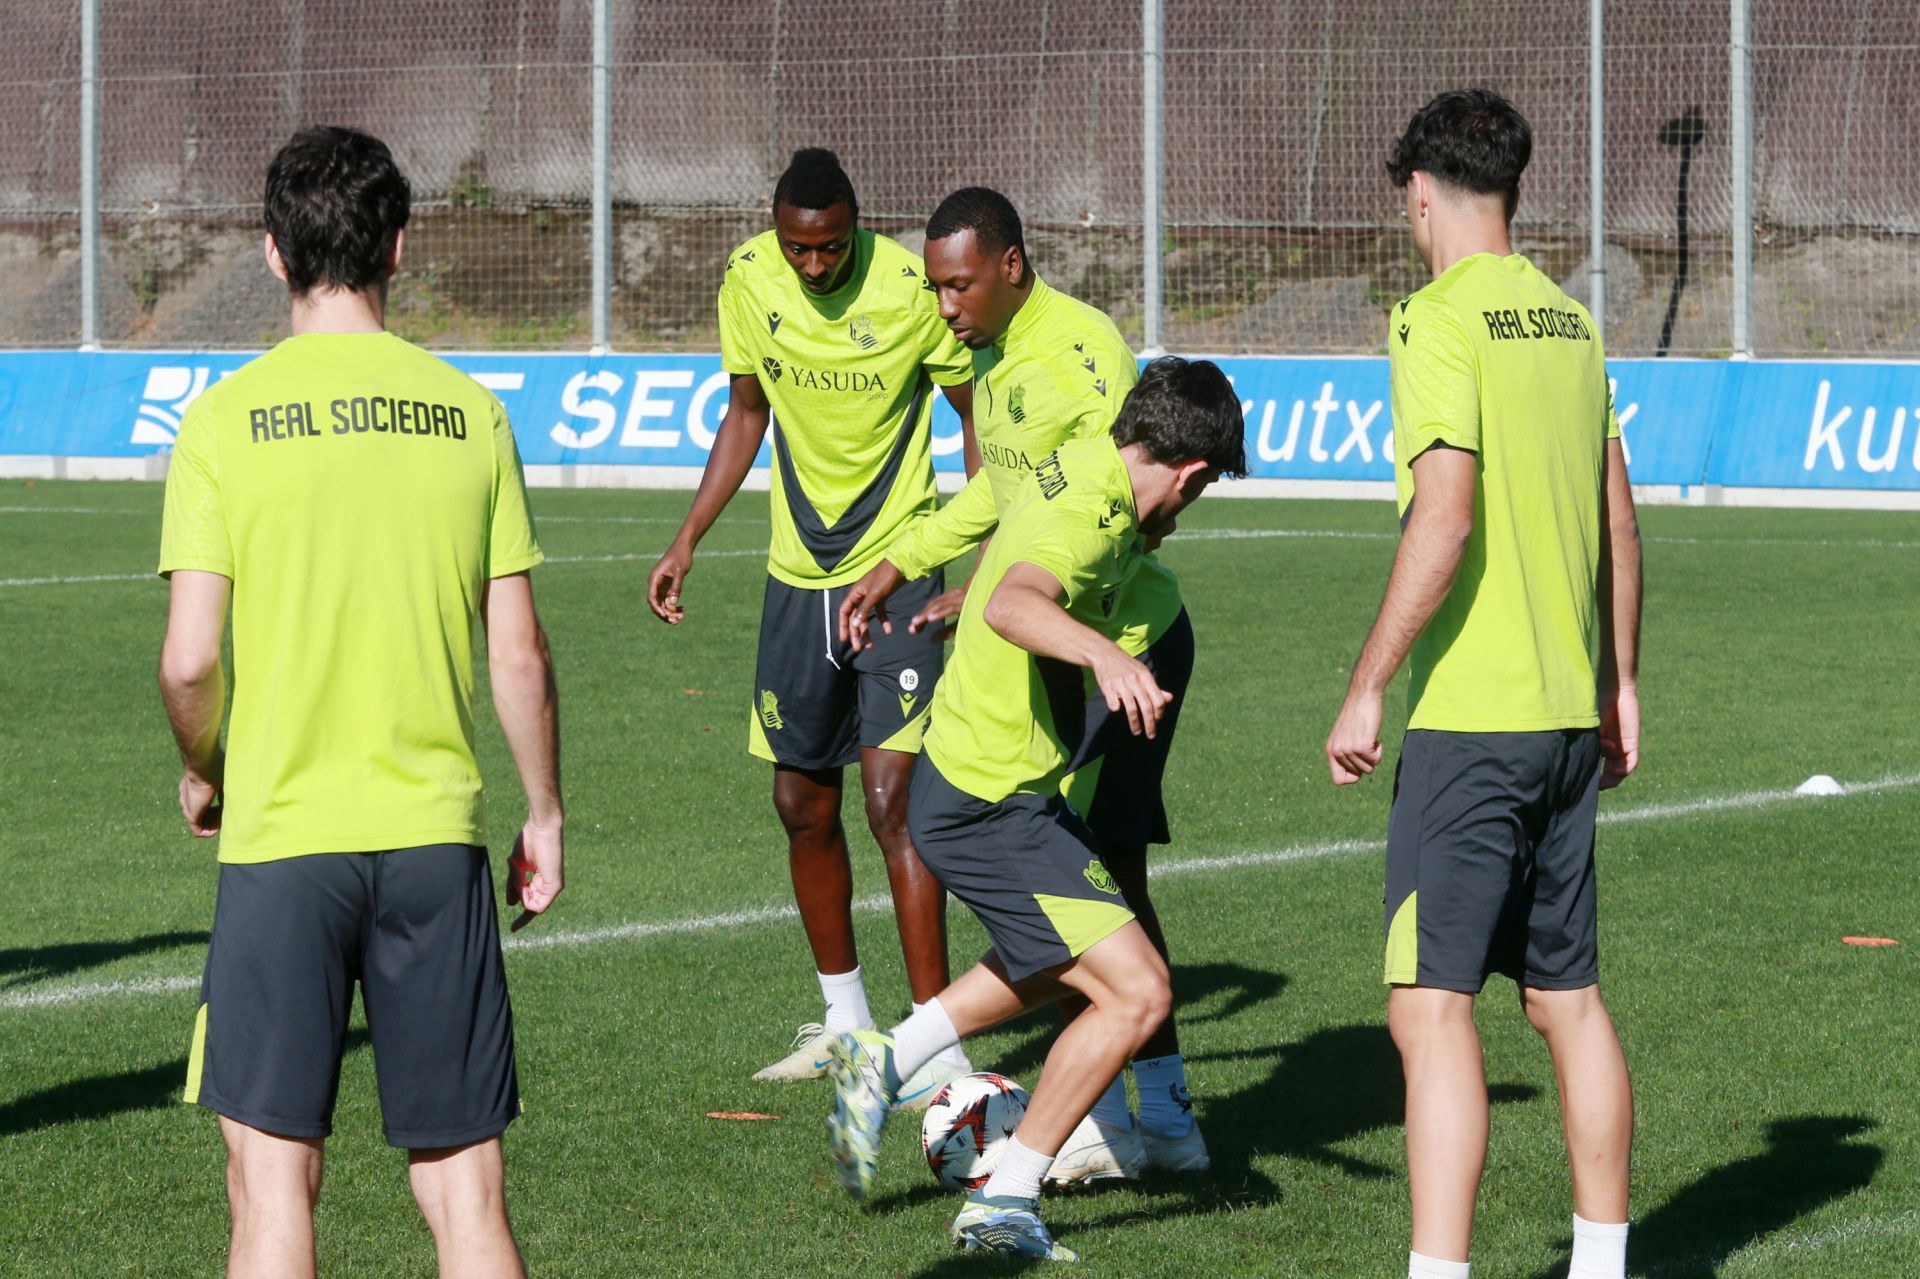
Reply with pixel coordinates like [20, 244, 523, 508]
[1, 0, 1913, 357]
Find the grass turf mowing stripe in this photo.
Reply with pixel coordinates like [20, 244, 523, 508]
[6, 770, 1914, 1015]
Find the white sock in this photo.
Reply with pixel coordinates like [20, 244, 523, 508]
[1570, 1215, 1628, 1278]
[1132, 1054, 1194, 1137]
[1088, 1073, 1133, 1130]
[889, 997, 960, 1082]
[981, 1134, 1052, 1203]
[1409, 1252, 1470, 1279]
[916, 1002, 971, 1069]
[817, 967, 872, 1035]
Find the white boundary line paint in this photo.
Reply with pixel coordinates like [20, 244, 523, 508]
[7, 523, 1915, 589]
[0, 546, 775, 588]
[1712, 1210, 1920, 1274]
[5, 771, 1916, 1014]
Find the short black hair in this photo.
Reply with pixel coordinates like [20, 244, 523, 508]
[1386, 89, 1532, 217]
[1111, 357, 1247, 477]
[264, 126, 411, 297]
[926, 186, 1027, 262]
[772, 147, 857, 219]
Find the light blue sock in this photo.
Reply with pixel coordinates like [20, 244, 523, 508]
[1088, 1072, 1133, 1129]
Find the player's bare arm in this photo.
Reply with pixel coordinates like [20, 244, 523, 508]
[485, 571, 565, 929]
[1597, 436, 1642, 789]
[840, 464, 999, 652]
[985, 560, 1172, 739]
[1326, 445, 1477, 784]
[647, 371, 771, 623]
[157, 568, 232, 836]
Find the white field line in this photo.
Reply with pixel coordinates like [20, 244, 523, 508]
[5, 771, 1917, 1015]
[0, 547, 773, 588]
[5, 519, 1916, 588]
[0, 571, 154, 587]
[0, 505, 147, 515]
[1713, 1209, 1920, 1275]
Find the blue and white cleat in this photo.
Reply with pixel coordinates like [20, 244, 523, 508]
[825, 1028, 898, 1199]
[949, 1191, 1079, 1261]
[895, 1054, 971, 1113]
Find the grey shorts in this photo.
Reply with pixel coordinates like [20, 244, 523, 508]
[908, 755, 1136, 983]
[749, 571, 946, 769]
[186, 844, 518, 1148]
[1384, 728, 1603, 993]
[1064, 609, 1194, 848]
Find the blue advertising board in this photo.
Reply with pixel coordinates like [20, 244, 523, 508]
[1, 349, 1915, 493]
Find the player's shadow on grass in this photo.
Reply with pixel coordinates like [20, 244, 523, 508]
[1523, 1114, 1883, 1279]
[0, 929, 208, 991]
[900, 1021, 1537, 1273]
[0, 1029, 371, 1137]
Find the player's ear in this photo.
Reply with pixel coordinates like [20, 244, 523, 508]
[1173, 457, 1215, 503]
[1003, 243, 1024, 286]
[388, 227, 406, 277]
[263, 233, 288, 284]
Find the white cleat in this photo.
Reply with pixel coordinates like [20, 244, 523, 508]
[1141, 1122, 1211, 1173]
[1044, 1114, 1146, 1188]
[894, 1054, 973, 1112]
[750, 1022, 836, 1082]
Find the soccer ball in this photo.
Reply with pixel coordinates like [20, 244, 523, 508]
[920, 1071, 1029, 1192]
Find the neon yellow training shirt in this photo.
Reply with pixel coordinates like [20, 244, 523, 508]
[884, 275, 1182, 656]
[157, 331, 543, 863]
[1390, 252, 1621, 731]
[925, 437, 1151, 804]
[719, 228, 972, 588]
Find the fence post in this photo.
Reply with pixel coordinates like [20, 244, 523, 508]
[1140, 0, 1164, 355]
[79, 0, 99, 350]
[1588, 0, 1605, 340]
[590, 0, 611, 353]
[1729, 0, 1753, 356]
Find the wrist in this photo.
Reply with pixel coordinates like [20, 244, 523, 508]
[185, 745, 224, 786]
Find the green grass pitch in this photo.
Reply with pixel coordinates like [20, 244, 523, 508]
[1, 479, 1916, 1276]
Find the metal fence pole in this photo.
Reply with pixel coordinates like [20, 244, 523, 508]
[1588, 0, 1605, 341]
[590, 0, 611, 353]
[79, 0, 99, 350]
[1729, 0, 1753, 356]
[1140, 0, 1164, 354]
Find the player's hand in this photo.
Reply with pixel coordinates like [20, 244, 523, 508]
[1599, 682, 1640, 790]
[647, 540, 694, 624]
[907, 586, 967, 643]
[507, 821, 564, 932]
[840, 560, 903, 651]
[178, 769, 222, 837]
[1326, 689, 1385, 784]
[1090, 647, 1173, 739]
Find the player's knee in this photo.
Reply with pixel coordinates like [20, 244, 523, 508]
[1522, 983, 1607, 1038]
[1114, 968, 1173, 1044]
[861, 785, 910, 845]
[772, 788, 838, 842]
[1388, 988, 1474, 1054]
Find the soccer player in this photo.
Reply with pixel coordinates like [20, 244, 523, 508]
[824, 358, 1247, 1261]
[1323, 90, 1642, 1279]
[156, 127, 561, 1279]
[838, 188, 1206, 1180]
[645, 149, 975, 1097]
